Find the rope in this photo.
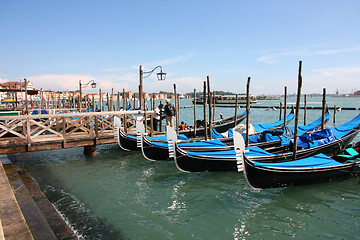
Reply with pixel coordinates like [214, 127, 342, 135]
[345, 159, 360, 168]
[281, 153, 288, 161]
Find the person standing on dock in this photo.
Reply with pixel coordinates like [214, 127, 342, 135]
[164, 99, 176, 127]
[152, 105, 161, 131]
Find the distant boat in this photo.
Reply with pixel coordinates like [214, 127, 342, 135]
[215, 95, 257, 104]
[193, 94, 257, 105]
[256, 95, 281, 100]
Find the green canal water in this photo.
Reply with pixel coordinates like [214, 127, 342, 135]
[3, 97, 360, 239]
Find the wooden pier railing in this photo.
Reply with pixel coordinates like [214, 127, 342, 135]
[0, 110, 149, 155]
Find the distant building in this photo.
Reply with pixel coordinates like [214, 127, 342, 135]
[354, 90, 360, 96]
[1, 80, 34, 90]
[0, 80, 35, 102]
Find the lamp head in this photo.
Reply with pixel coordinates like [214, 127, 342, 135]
[157, 70, 166, 81]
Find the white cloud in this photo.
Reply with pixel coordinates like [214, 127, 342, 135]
[313, 66, 360, 76]
[29, 74, 92, 91]
[28, 73, 139, 93]
[302, 66, 360, 93]
[257, 48, 309, 64]
[142, 76, 204, 94]
[257, 45, 360, 64]
[141, 53, 197, 68]
[101, 67, 134, 73]
[0, 78, 9, 83]
[100, 52, 196, 75]
[317, 47, 360, 55]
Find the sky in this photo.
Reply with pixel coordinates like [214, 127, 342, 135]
[1, 0, 360, 96]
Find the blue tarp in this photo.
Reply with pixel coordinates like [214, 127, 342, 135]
[297, 129, 335, 149]
[237, 113, 332, 146]
[32, 109, 49, 115]
[330, 113, 360, 139]
[253, 153, 342, 169]
[290, 112, 330, 135]
[242, 126, 294, 145]
[128, 107, 140, 111]
[228, 128, 233, 138]
[253, 113, 295, 132]
[152, 139, 227, 148]
[212, 129, 224, 139]
[186, 146, 274, 158]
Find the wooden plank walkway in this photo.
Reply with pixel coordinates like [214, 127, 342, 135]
[0, 110, 149, 155]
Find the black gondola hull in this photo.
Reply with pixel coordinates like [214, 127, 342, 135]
[243, 158, 359, 188]
[118, 130, 139, 151]
[174, 130, 359, 172]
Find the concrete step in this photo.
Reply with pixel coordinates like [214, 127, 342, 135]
[15, 165, 77, 240]
[3, 162, 57, 240]
[0, 161, 34, 240]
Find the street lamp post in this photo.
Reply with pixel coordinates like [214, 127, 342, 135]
[79, 80, 96, 112]
[139, 65, 166, 110]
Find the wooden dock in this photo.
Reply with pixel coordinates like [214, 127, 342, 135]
[0, 110, 147, 155]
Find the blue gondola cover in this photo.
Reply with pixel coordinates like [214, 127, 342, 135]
[253, 153, 342, 169]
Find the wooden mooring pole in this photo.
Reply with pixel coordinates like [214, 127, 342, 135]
[174, 84, 179, 134]
[293, 61, 303, 160]
[304, 94, 307, 125]
[207, 76, 212, 139]
[245, 77, 250, 147]
[283, 86, 287, 126]
[321, 88, 326, 130]
[203, 81, 208, 140]
[212, 91, 216, 121]
[234, 94, 238, 128]
[193, 89, 197, 137]
[99, 89, 102, 112]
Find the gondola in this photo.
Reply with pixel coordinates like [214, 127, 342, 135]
[113, 111, 247, 151]
[113, 116, 190, 151]
[172, 113, 360, 172]
[140, 110, 324, 162]
[242, 141, 360, 189]
[179, 111, 247, 137]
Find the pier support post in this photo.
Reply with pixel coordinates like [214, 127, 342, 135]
[84, 145, 96, 157]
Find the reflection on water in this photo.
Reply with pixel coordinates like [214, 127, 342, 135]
[5, 97, 360, 239]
